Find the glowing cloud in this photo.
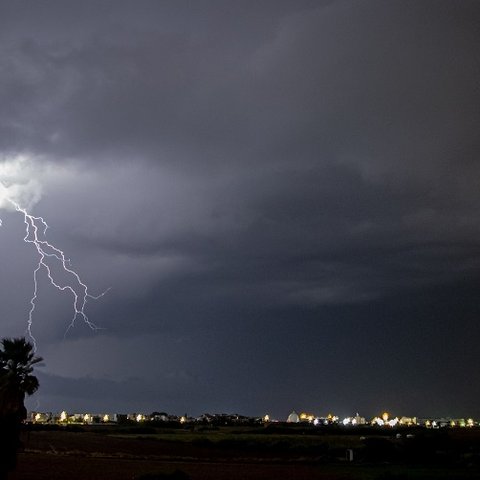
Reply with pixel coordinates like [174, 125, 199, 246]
[0, 155, 43, 212]
[0, 155, 106, 348]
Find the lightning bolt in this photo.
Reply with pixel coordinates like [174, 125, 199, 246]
[0, 183, 107, 350]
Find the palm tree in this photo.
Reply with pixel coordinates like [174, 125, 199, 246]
[0, 337, 42, 417]
[0, 337, 42, 479]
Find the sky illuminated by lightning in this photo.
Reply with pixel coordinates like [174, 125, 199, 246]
[0, 158, 108, 350]
[1, 0, 480, 419]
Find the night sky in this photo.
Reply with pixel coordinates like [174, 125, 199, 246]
[1, 0, 480, 420]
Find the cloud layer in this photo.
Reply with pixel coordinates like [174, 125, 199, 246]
[0, 0, 479, 418]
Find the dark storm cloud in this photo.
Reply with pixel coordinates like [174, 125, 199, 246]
[1, 1, 477, 172]
[2, 0, 480, 417]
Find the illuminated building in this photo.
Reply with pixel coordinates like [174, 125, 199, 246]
[399, 417, 417, 426]
[299, 412, 315, 423]
[287, 411, 300, 423]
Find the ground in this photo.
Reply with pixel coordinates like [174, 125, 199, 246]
[8, 425, 480, 479]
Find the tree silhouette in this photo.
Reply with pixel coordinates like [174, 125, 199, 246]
[0, 337, 42, 479]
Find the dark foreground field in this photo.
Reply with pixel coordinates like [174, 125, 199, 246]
[9, 425, 480, 480]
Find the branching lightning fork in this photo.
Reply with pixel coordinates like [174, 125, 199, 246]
[0, 183, 107, 350]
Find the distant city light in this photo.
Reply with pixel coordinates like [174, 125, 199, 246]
[299, 412, 315, 423]
[387, 417, 399, 427]
[372, 417, 384, 426]
[26, 409, 478, 430]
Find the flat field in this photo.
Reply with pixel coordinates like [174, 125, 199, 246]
[9, 425, 480, 480]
